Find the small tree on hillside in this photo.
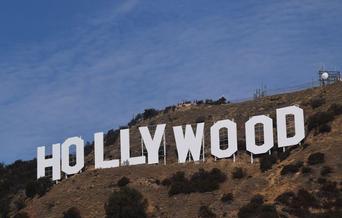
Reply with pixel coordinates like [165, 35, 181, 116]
[105, 187, 147, 218]
[63, 207, 81, 218]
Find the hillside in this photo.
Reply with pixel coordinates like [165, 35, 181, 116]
[13, 83, 342, 217]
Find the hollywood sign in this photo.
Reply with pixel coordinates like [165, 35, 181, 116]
[37, 106, 305, 181]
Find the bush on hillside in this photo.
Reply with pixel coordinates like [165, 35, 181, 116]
[301, 166, 312, 174]
[117, 176, 130, 187]
[250, 194, 264, 205]
[63, 207, 81, 218]
[291, 189, 318, 209]
[307, 112, 334, 132]
[14, 198, 26, 210]
[215, 97, 228, 105]
[307, 152, 325, 165]
[317, 177, 327, 184]
[128, 113, 143, 126]
[25, 181, 36, 198]
[84, 142, 94, 156]
[198, 206, 216, 218]
[318, 181, 338, 199]
[164, 105, 176, 113]
[196, 116, 206, 123]
[328, 103, 342, 116]
[167, 169, 226, 196]
[0, 159, 36, 218]
[275, 191, 295, 206]
[190, 168, 226, 193]
[161, 178, 171, 186]
[277, 149, 291, 161]
[276, 187, 341, 217]
[105, 187, 147, 218]
[280, 161, 303, 175]
[13, 212, 30, 218]
[104, 129, 120, 146]
[25, 177, 54, 198]
[232, 167, 244, 179]
[221, 193, 234, 203]
[168, 171, 192, 196]
[318, 123, 331, 133]
[320, 166, 333, 176]
[309, 97, 325, 109]
[302, 143, 310, 150]
[143, 108, 158, 119]
[238, 195, 279, 218]
[259, 155, 277, 172]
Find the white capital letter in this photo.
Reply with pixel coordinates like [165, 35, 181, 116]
[245, 115, 274, 154]
[61, 137, 84, 175]
[173, 123, 204, 163]
[139, 124, 166, 164]
[211, 119, 237, 158]
[94, 132, 120, 169]
[120, 129, 146, 166]
[277, 106, 305, 148]
[37, 144, 61, 181]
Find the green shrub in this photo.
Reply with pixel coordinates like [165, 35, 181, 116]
[259, 155, 277, 172]
[63, 207, 81, 218]
[318, 181, 338, 198]
[280, 161, 303, 175]
[164, 105, 176, 113]
[302, 143, 310, 149]
[309, 97, 325, 109]
[161, 178, 171, 186]
[320, 166, 332, 176]
[168, 180, 193, 196]
[198, 206, 216, 218]
[25, 177, 54, 198]
[328, 103, 342, 116]
[196, 116, 206, 123]
[307, 152, 325, 165]
[104, 129, 120, 146]
[36, 177, 54, 196]
[15, 198, 26, 210]
[117, 177, 130, 187]
[292, 189, 318, 209]
[142, 109, 158, 119]
[167, 169, 226, 196]
[250, 194, 264, 205]
[190, 168, 226, 193]
[168, 171, 192, 196]
[0, 198, 10, 218]
[307, 112, 334, 132]
[221, 193, 233, 203]
[13, 212, 30, 218]
[275, 191, 295, 206]
[25, 181, 36, 198]
[317, 177, 327, 184]
[215, 97, 227, 104]
[301, 166, 312, 174]
[105, 187, 147, 218]
[238, 195, 279, 218]
[232, 167, 244, 179]
[276, 186, 342, 217]
[318, 124, 331, 133]
[277, 149, 291, 161]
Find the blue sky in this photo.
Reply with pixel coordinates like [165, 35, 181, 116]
[0, 0, 341, 163]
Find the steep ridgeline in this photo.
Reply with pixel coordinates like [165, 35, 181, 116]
[14, 83, 342, 217]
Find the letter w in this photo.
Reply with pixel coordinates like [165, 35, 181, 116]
[173, 123, 204, 163]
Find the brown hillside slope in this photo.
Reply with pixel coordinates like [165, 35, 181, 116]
[22, 83, 342, 218]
